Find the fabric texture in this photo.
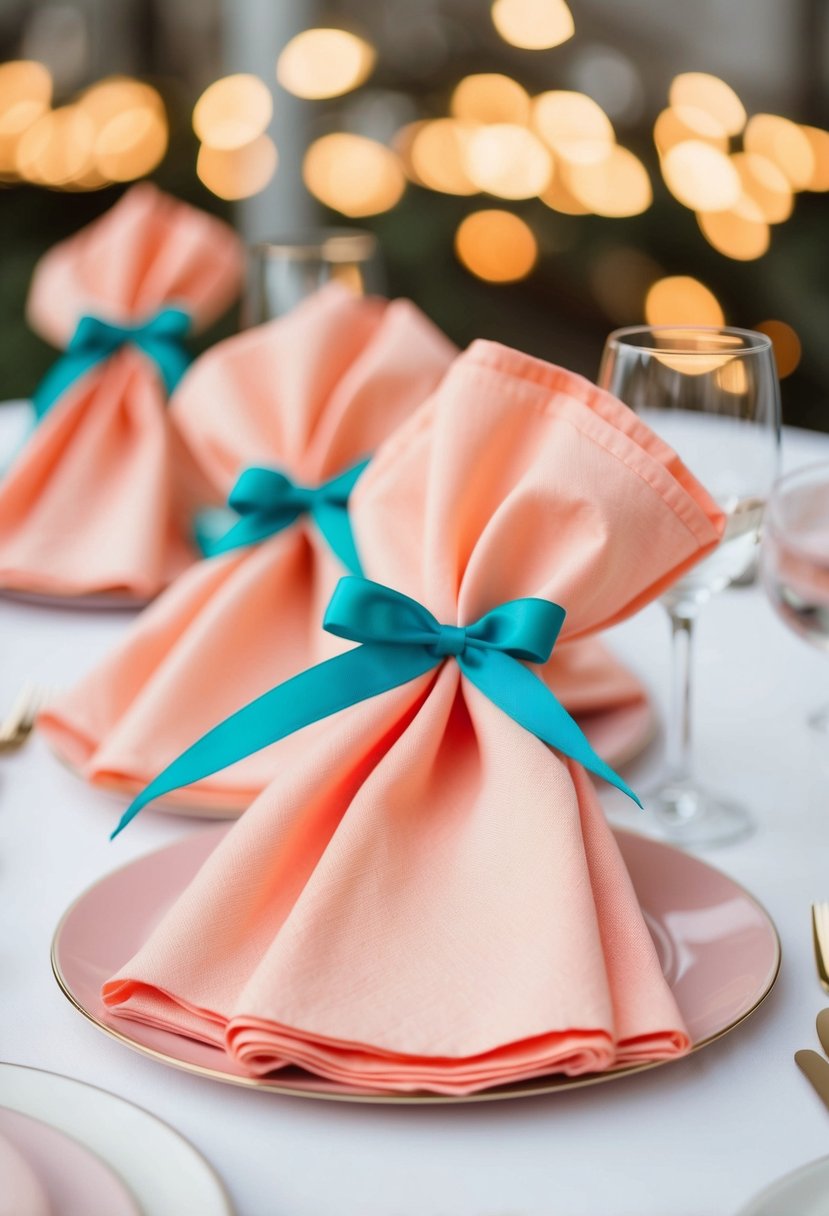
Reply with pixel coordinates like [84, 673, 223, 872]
[0, 183, 243, 597]
[101, 339, 724, 1094]
[40, 285, 456, 799]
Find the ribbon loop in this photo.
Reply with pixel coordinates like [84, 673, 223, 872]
[196, 458, 370, 574]
[112, 574, 640, 839]
[32, 306, 192, 419]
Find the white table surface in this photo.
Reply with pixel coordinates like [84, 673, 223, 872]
[2, 411, 829, 1216]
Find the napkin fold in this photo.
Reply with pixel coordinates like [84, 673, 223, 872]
[102, 340, 723, 1094]
[0, 183, 243, 598]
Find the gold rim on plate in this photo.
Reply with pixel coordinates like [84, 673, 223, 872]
[50, 828, 781, 1105]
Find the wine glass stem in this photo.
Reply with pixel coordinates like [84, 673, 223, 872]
[665, 609, 696, 786]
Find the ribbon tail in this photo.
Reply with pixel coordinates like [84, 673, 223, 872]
[459, 649, 642, 806]
[31, 348, 105, 420]
[311, 499, 364, 574]
[194, 507, 300, 557]
[111, 642, 438, 838]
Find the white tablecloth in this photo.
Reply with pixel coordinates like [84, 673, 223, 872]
[2, 416, 829, 1216]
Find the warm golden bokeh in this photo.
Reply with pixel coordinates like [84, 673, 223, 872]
[78, 78, 163, 126]
[303, 133, 405, 216]
[94, 106, 168, 181]
[668, 72, 746, 136]
[565, 146, 651, 216]
[455, 209, 538, 281]
[276, 28, 375, 100]
[405, 119, 477, 194]
[715, 358, 749, 395]
[654, 105, 728, 155]
[645, 276, 725, 326]
[698, 200, 771, 260]
[193, 74, 272, 151]
[532, 91, 614, 164]
[799, 125, 829, 191]
[744, 114, 815, 190]
[197, 134, 278, 199]
[731, 151, 793, 223]
[539, 174, 590, 214]
[491, 0, 574, 49]
[756, 319, 802, 378]
[450, 74, 530, 125]
[464, 123, 552, 199]
[661, 140, 741, 211]
[0, 60, 51, 138]
[16, 105, 94, 186]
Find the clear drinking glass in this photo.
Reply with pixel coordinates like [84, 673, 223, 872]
[598, 326, 781, 847]
[244, 228, 384, 326]
[763, 463, 829, 657]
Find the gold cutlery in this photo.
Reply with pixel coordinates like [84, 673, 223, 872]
[796, 1046, 829, 1113]
[0, 682, 53, 751]
[812, 903, 829, 994]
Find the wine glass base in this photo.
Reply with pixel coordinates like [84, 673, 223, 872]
[640, 782, 755, 849]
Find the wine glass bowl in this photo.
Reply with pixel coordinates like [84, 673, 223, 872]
[599, 325, 781, 847]
[763, 464, 829, 655]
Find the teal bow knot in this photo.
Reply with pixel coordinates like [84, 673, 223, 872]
[111, 575, 640, 839]
[195, 459, 369, 574]
[32, 306, 192, 420]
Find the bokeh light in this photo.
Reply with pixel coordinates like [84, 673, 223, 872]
[406, 119, 477, 195]
[0, 60, 51, 137]
[661, 140, 741, 211]
[755, 319, 802, 378]
[455, 210, 538, 282]
[95, 105, 167, 181]
[698, 199, 771, 260]
[193, 74, 272, 151]
[654, 106, 728, 155]
[450, 74, 530, 125]
[463, 124, 552, 199]
[744, 114, 815, 190]
[730, 151, 793, 223]
[532, 91, 614, 164]
[491, 0, 574, 49]
[16, 105, 94, 186]
[303, 133, 405, 216]
[197, 134, 278, 200]
[668, 72, 746, 136]
[565, 146, 651, 216]
[798, 125, 829, 191]
[645, 276, 725, 326]
[276, 29, 375, 100]
[539, 174, 590, 214]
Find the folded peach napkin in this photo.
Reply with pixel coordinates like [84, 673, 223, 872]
[0, 183, 243, 598]
[102, 340, 723, 1094]
[39, 285, 457, 803]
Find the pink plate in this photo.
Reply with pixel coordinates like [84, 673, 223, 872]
[52, 825, 780, 1104]
[1, 588, 149, 611]
[0, 1108, 140, 1215]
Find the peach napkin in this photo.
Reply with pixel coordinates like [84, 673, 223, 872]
[40, 285, 456, 800]
[102, 340, 723, 1094]
[41, 285, 650, 804]
[0, 183, 243, 598]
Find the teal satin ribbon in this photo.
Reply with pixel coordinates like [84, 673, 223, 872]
[195, 459, 369, 574]
[32, 306, 192, 420]
[111, 576, 640, 838]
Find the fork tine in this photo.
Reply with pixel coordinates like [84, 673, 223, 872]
[812, 903, 829, 994]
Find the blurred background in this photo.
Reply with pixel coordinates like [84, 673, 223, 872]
[0, 0, 827, 424]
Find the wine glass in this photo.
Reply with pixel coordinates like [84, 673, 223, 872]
[763, 462, 829, 657]
[244, 228, 385, 326]
[598, 326, 781, 847]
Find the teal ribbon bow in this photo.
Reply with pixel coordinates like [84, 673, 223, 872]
[32, 306, 192, 420]
[195, 459, 369, 574]
[111, 576, 640, 838]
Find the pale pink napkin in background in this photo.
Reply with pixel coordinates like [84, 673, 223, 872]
[102, 339, 723, 1095]
[0, 183, 243, 598]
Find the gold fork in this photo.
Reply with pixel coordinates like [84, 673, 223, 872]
[0, 682, 53, 751]
[812, 903, 829, 994]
